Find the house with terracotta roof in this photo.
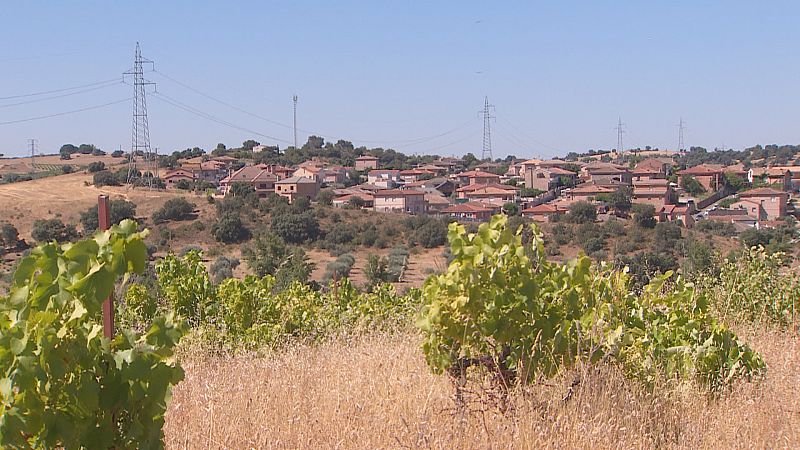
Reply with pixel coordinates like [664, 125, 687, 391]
[274, 176, 319, 203]
[424, 192, 453, 212]
[456, 170, 502, 185]
[736, 187, 789, 220]
[399, 169, 434, 183]
[520, 204, 567, 222]
[163, 169, 196, 189]
[440, 202, 496, 221]
[293, 165, 325, 182]
[355, 155, 379, 171]
[660, 204, 695, 228]
[706, 210, 758, 231]
[748, 167, 796, 191]
[524, 167, 577, 191]
[455, 183, 518, 203]
[416, 164, 448, 177]
[374, 189, 426, 214]
[220, 165, 279, 197]
[537, 159, 576, 169]
[633, 158, 671, 181]
[677, 164, 724, 191]
[367, 169, 402, 188]
[260, 164, 294, 180]
[581, 162, 632, 186]
[564, 183, 616, 202]
[332, 192, 374, 208]
[403, 177, 456, 196]
[632, 179, 676, 208]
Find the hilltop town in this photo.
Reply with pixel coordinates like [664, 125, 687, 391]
[1, 141, 799, 291]
[155, 142, 799, 227]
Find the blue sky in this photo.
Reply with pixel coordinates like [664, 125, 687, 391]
[1, 1, 798, 158]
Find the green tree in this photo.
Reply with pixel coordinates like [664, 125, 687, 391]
[87, 161, 106, 173]
[365, 254, 389, 285]
[31, 219, 78, 243]
[0, 223, 19, 248]
[502, 202, 519, 216]
[212, 213, 251, 243]
[92, 170, 120, 187]
[566, 201, 597, 224]
[152, 198, 196, 223]
[274, 247, 315, 290]
[243, 232, 287, 276]
[317, 188, 335, 206]
[607, 187, 632, 214]
[270, 210, 320, 244]
[681, 175, 706, 196]
[631, 203, 657, 228]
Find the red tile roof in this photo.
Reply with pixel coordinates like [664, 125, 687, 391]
[375, 189, 425, 196]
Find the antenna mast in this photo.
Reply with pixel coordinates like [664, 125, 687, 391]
[293, 94, 298, 149]
[124, 42, 156, 187]
[678, 118, 686, 153]
[479, 96, 495, 161]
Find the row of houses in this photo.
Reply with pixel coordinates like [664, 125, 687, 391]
[161, 152, 797, 230]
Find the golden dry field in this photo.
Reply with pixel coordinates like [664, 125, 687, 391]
[164, 328, 799, 449]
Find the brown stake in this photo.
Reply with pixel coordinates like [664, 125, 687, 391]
[98, 195, 115, 339]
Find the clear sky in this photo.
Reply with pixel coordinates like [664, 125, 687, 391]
[1, 1, 798, 159]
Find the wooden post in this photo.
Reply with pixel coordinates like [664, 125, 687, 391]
[98, 195, 115, 339]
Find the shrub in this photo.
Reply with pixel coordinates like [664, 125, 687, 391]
[365, 254, 389, 285]
[152, 198, 196, 223]
[696, 219, 736, 237]
[317, 188, 335, 206]
[211, 213, 251, 243]
[271, 210, 320, 244]
[631, 203, 657, 228]
[31, 219, 78, 243]
[566, 201, 596, 224]
[323, 253, 356, 281]
[387, 246, 409, 282]
[681, 175, 706, 196]
[61, 165, 74, 174]
[0, 223, 19, 248]
[92, 170, 120, 187]
[79, 199, 137, 232]
[210, 256, 241, 283]
[0, 222, 185, 448]
[87, 161, 106, 173]
[274, 247, 315, 290]
[405, 216, 448, 248]
[243, 232, 287, 277]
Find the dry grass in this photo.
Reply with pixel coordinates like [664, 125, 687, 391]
[165, 328, 799, 449]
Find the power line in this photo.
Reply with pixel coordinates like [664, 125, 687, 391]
[0, 97, 131, 126]
[0, 80, 122, 108]
[495, 116, 561, 153]
[0, 77, 122, 100]
[153, 68, 479, 146]
[151, 91, 292, 144]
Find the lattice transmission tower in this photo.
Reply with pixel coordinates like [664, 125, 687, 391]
[614, 117, 626, 153]
[479, 96, 495, 161]
[677, 117, 686, 152]
[124, 42, 156, 187]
